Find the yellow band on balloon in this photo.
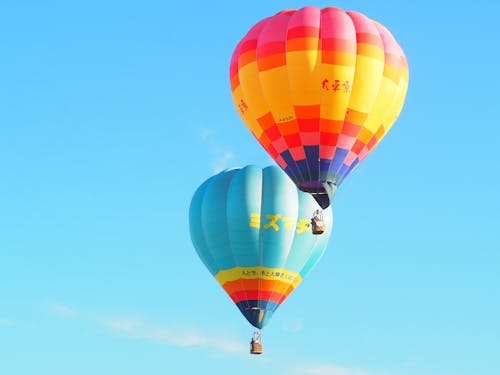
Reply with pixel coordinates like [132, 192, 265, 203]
[215, 266, 303, 288]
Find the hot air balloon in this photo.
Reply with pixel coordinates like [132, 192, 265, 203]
[189, 165, 332, 354]
[230, 6, 409, 208]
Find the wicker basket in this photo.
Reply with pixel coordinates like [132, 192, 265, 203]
[250, 341, 263, 355]
[311, 218, 325, 234]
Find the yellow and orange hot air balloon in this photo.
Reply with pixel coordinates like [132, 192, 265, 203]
[230, 6, 409, 208]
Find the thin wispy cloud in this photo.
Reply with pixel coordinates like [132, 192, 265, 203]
[49, 303, 81, 319]
[103, 316, 246, 353]
[46, 303, 400, 374]
[0, 318, 14, 326]
[48, 303, 246, 354]
[197, 127, 235, 173]
[212, 148, 234, 173]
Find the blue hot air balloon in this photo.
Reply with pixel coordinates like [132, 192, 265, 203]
[189, 165, 332, 351]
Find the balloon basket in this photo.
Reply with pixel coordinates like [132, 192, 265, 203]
[311, 210, 325, 235]
[250, 331, 263, 355]
[311, 219, 325, 234]
[250, 341, 263, 355]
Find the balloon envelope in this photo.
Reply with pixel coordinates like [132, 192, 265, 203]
[230, 6, 409, 207]
[189, 165, 332, 329]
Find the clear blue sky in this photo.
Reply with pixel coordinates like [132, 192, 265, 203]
[1, 1, 499, 374]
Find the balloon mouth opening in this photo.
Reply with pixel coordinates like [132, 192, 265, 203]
[237, 301, 277, 329]
[242, 308, 274, 329]
[298, 181, 337, 209]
